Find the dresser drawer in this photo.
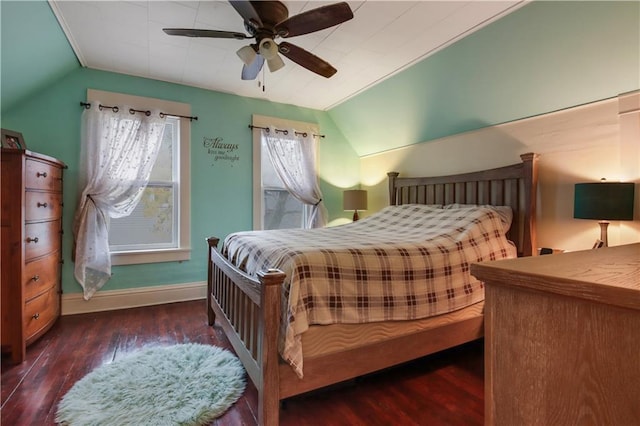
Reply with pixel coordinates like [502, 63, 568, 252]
[24, 286, 59, 344]
[24, 220, 61, 261]
[24, 251, 61, 302]
[2, 150, 65, 364]
[25, 191, 63, 222]
[25, 158, 63, 191]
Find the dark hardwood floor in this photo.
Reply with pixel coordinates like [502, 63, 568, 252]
[1, 300, 484, 425]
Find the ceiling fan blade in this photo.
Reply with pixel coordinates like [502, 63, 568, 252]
[278, 42, 337, 78]
[241, 54, 265, 80]
[163, 28, 249, 40]
[275, 2, 353, 38]
[229, 1, 262, 30]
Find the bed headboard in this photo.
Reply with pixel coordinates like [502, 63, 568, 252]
[388, 153, 539, 257]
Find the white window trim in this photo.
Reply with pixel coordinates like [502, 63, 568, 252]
[87, 89, 191, 265]
[251, 114, 319, 230]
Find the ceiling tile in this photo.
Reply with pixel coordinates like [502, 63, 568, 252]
[149, 2, 198, 27]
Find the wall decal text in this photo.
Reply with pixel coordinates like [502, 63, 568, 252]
[203, 136, 240, 166]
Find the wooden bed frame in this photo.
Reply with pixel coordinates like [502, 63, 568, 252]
[206, 152, 539, 425]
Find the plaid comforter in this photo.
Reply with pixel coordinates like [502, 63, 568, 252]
[222, 204, 516, 377]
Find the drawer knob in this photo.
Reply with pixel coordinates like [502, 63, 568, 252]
[32, 275, 40, 282]
[32, 313, 40, 320]
[36, 172, 48, 178]
[37, 202, 48, 208]
[26, 237, 39, 243]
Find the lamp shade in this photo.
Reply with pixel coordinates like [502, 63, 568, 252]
[236, 45, 257, 66]
[574, 182, 635, 221]
[343, 189, 367, 211]
[259, 39, 278, 60]
[265, 55, 285, 72]
[258, 38, 284, 72]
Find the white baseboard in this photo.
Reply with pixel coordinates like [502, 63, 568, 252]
[61, 281, 207, 316]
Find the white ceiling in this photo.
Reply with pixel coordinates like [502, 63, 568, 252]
[50, 0, 526, 111]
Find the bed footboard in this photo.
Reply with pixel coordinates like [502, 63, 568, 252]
[206, 237, 285, 426]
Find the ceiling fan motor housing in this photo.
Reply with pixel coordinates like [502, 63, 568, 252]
[248, 1, 289, 45]
[250, 1, 289, 31]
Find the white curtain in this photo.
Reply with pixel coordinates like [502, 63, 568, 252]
[72, 102, 166, 300]
[263, 127, 327, 228]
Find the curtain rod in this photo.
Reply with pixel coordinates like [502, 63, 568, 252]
[80, 102, 198, 121]
[248, 124, 325, 138]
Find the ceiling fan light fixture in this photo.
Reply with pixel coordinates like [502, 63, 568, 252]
[236, 45, 257, 66]
[259, 38, 279, 61]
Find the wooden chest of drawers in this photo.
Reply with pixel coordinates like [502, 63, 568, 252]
[1, 148, 66, 363]
[471, 244, 640, 425]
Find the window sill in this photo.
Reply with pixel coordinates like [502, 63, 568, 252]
[111, 247, 191, 266]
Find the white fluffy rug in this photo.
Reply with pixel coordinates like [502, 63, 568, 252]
[56, 343, 246, 426]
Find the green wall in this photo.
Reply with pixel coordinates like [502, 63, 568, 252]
[1, 67, 359, 294]
[0, 1, 79, 113]
[2, 0, 639, 295]
[330, 1, 640, 156]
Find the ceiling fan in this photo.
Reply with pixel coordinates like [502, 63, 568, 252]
[163, 1, 354, 80]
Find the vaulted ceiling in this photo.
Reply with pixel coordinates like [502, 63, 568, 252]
[50, 0, 525, 111]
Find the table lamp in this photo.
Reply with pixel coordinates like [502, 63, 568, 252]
[573, 180, 635, 247]
[343, 189, 367, 221]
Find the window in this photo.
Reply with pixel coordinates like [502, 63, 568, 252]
[87, 89, 191, 265]
[260, 137, 307, 229]
[109, 117, 179, 250]
[252, 114, 321, 230]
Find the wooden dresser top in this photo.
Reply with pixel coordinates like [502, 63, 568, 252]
[471, 243, 640, 311]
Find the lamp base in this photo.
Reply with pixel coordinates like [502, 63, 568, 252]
[353, 210, 359, 221]
[598, 220, 609, 247]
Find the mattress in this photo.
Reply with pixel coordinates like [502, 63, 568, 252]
[301, 301, 484, 358]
